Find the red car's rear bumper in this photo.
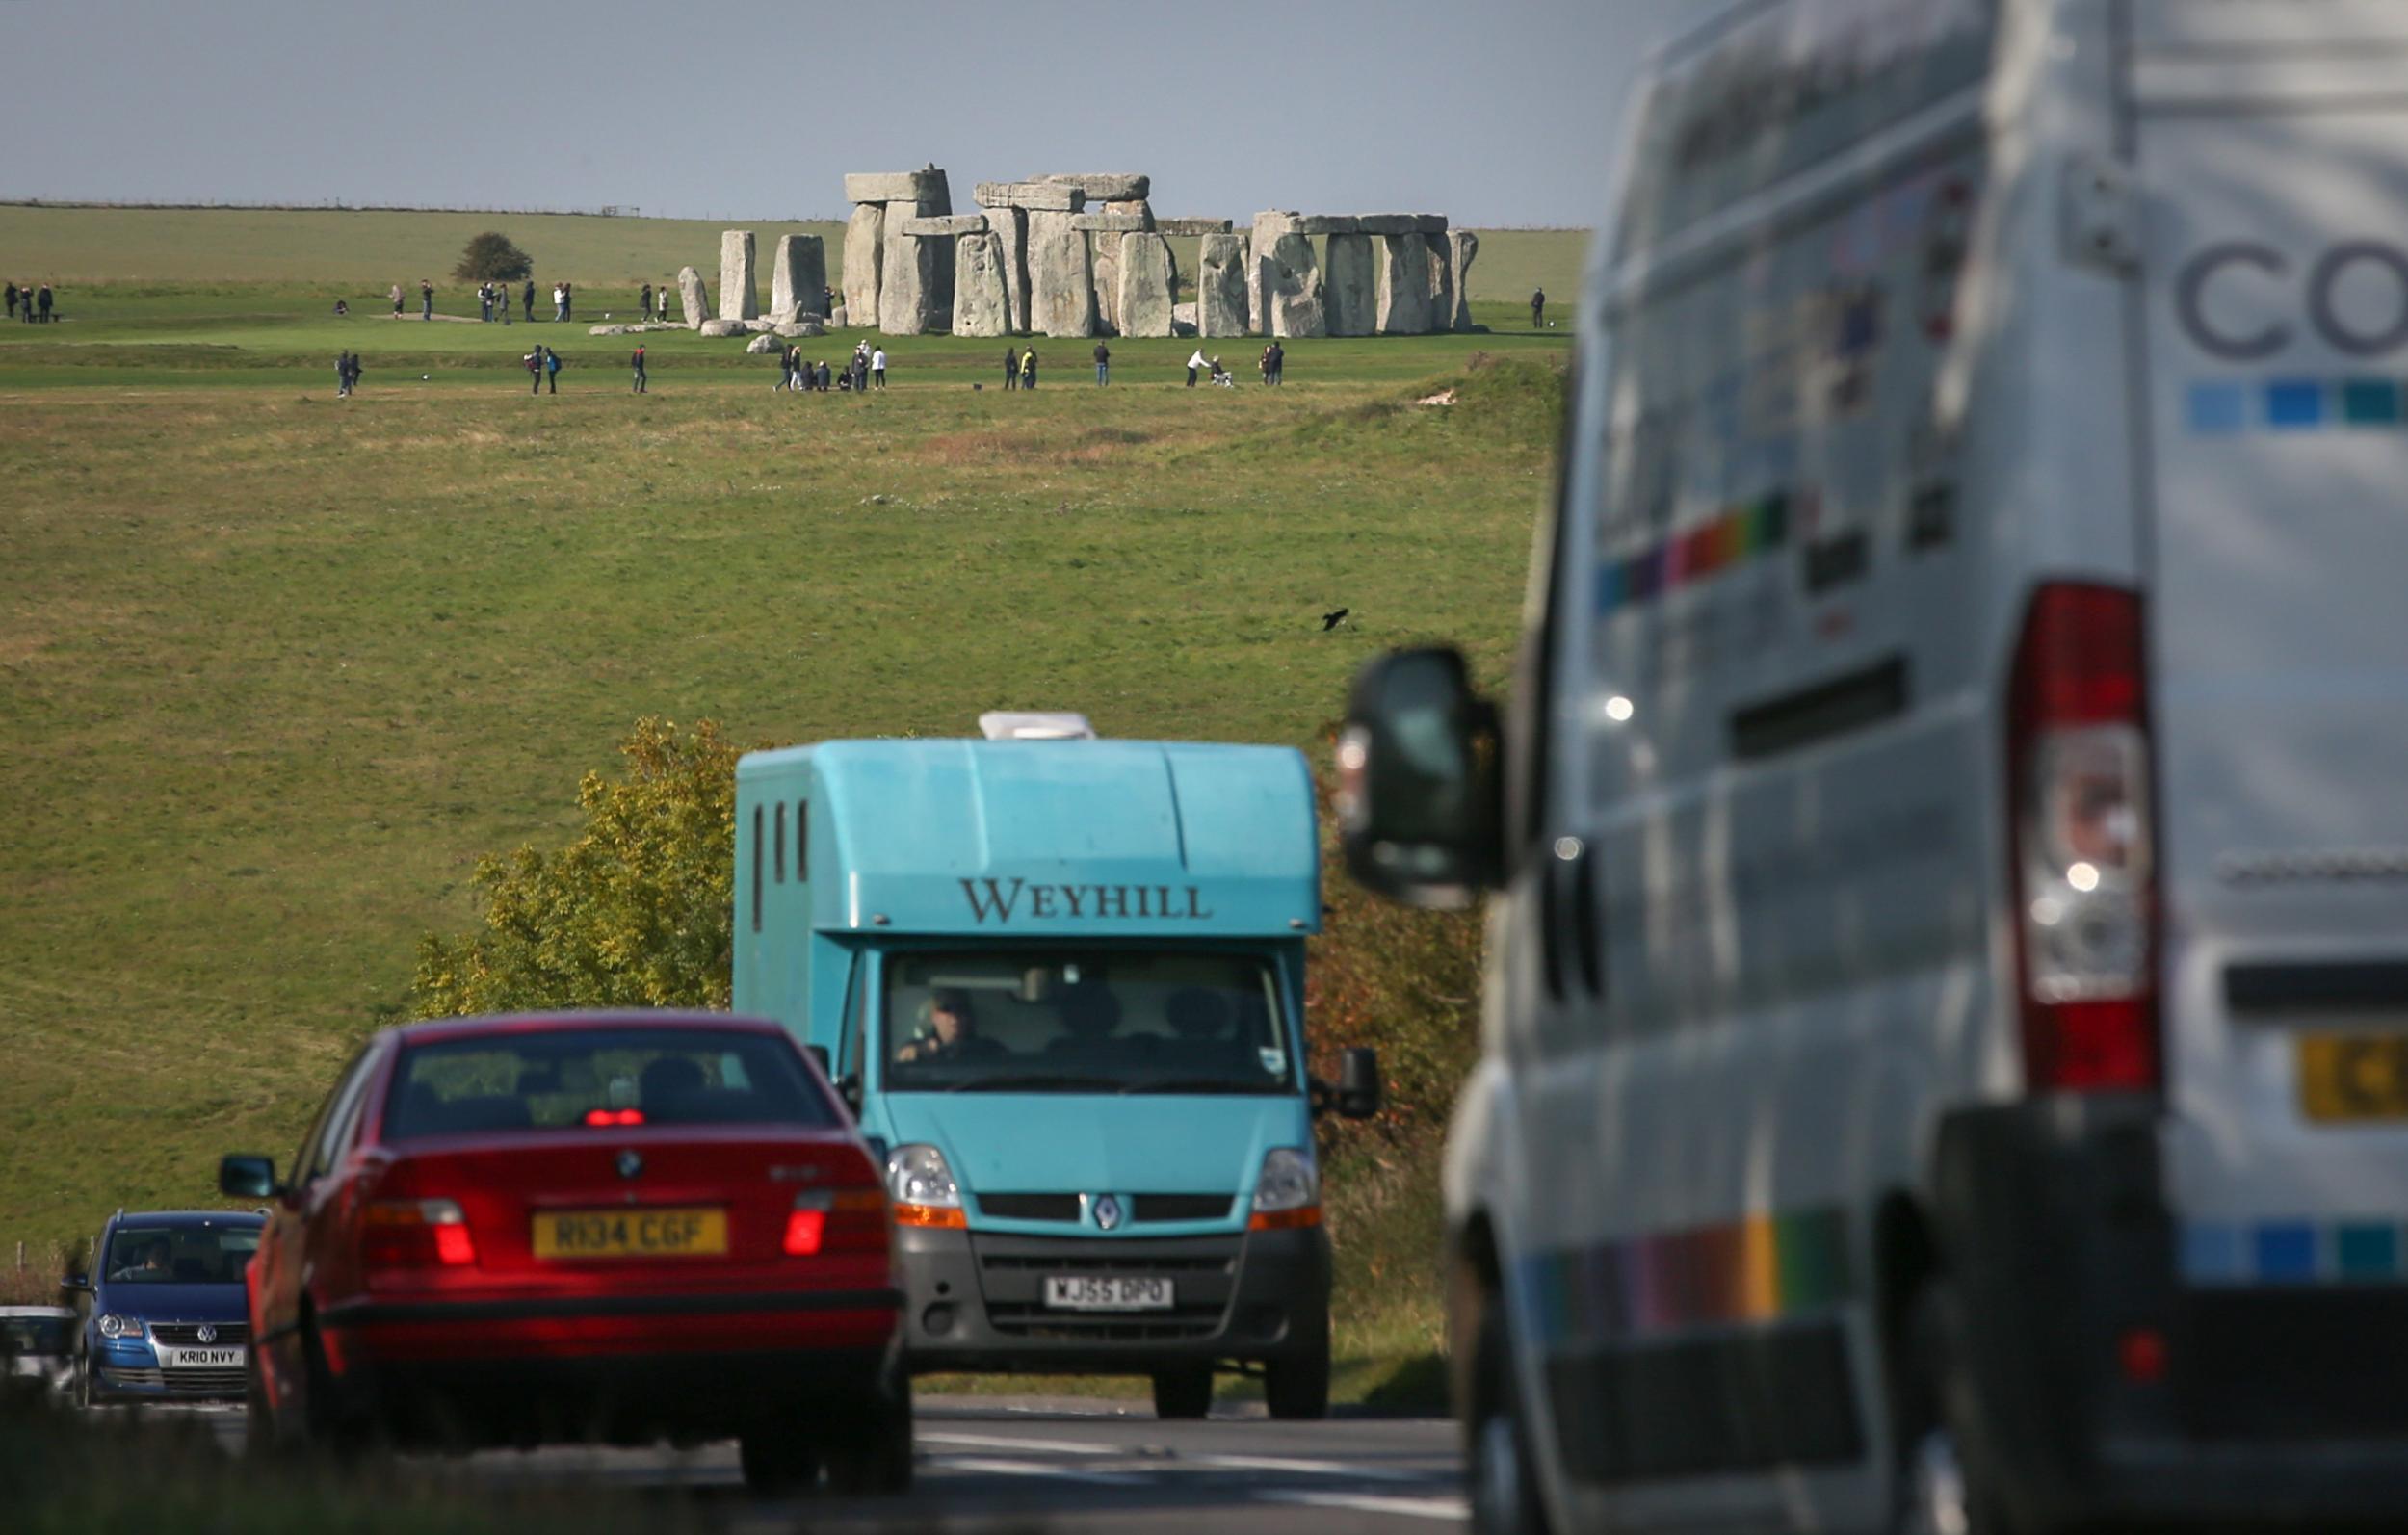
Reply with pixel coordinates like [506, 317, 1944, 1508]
[320, 1285, 901, 1362]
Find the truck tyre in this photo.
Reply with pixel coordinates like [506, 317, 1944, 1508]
[1469, 1302, 1549, 1535]
[1266, 1336, 1331, 1420]
[739, 1425, 823, 1495]
[1152, 1366, 1214, 1420]
[1891, 1286, 2014, 1535]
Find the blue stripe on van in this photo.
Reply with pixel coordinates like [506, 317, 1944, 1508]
[2186, 375, 2408, 435]
[2182, 1219, 2408, 1286]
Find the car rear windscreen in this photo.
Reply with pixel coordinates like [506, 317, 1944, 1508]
[385, 1028, 834, 1139]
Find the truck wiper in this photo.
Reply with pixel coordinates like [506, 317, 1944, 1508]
[1118, 1079, 1275, 1096]
[946, 1073, 1122, 1093]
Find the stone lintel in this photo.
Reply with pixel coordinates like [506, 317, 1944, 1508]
[1154, 218, 1235, 236]
[844, 169, 948, 204]
[976, 181, 1085, 212]
[901, 214, 989, 237]
[1044, 172, 1150, 201]
[1069, 213, 1151, 233]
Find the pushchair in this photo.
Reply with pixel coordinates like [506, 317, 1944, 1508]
[1209, 359, 1235, 388]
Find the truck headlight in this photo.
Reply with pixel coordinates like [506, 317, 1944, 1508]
[887, 1144, 966, 1228]
[1250, 1147, 1322, 1230]
[95, 1314, 144, 1340]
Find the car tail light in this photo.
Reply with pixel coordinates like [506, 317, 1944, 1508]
[783, 1189, 888, 1256]
[2007, 583, 2159, 1092]
[583, 1108, 645, 1128]
[363, 1198, 478, 1268]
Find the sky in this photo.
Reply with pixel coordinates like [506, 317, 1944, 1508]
[0, 0, 1692, 227]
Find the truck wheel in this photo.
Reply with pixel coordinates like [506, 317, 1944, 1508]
[1469, 1303, 1548, 1535]
[1152, 1366, 1214, 1420]
[1265, 1340, 1330, 1421]
[739, 1425, 823, 1495]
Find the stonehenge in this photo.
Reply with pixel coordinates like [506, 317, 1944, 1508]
[769, 233, 827, 324]
[675, 168, 1473, 343]
[719, 230, 758, 322]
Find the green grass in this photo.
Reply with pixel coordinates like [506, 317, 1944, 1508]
[0, 267, 1557, 1400]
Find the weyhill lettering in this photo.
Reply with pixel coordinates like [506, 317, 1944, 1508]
[959, 878, 1215, 924]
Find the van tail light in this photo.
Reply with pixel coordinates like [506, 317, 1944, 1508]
[362, 1198, 478, 1268]
[2006, 583, 2160, 1092]
[785, 1189, 889, 1256]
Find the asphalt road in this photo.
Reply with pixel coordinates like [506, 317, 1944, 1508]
[165, 1396, 1467, 1533]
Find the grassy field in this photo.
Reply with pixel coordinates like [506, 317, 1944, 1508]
[0, 201, 1587, 320]
[0, 254, 1561, 1397]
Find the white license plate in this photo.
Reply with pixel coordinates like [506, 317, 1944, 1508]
[158, 1346, 243, 1368]
[1044, 1275, 1174, 1312]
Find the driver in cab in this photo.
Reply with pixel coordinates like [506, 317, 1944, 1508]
[113, 1239, 172, 1282]
[894, 988, 1006, 1065]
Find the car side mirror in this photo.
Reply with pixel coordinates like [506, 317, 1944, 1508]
[218, 1154, 284, 1202]
[1337, 646, 1502, 908]
[61, 1274, 90, 1294]
[1337, 1048, 1382, 1120]
[805, 1044, 832, 1077]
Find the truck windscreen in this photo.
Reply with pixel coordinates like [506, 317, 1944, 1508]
[882, 950, 1296, 1095]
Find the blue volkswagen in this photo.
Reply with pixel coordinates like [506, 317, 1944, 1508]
[66, 1210, 262, 1405]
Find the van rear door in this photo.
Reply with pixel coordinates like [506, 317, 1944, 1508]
[2134, 2, 2408, 1287]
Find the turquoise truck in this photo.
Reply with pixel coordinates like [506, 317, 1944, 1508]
[732, 715, 1378, 1419]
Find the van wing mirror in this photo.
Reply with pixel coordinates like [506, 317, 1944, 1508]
[1337, 1048, 1382, 1120]
[1337, 646, 1503, 907]
[804, 1044, 832, 1078]
[218, 1154, 283, 1202]
[837, 1074, 865, 1118]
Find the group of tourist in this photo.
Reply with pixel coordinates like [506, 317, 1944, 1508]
[1000, 346, 1040, 390]
[334, 351, 362, 397]
[474, 281, 515, 324]
[5, 281, 54, 323]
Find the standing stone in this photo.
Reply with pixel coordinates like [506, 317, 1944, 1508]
[1263, 231, 1326, 339]
[880, 191, 954, 335]
[1116, 232, 1176, 338]
[1199, 233, 1249, 338]
[677, 265, 709, 328]
[1324, 232, 1377, 337]
[1087, 199, 1155, 334]
[770, 233, 827, 324]
[1447, 230, 1479, 331]
[719, 230, 758, 322]
[954, 230, 1013, 338]
[982, 203, 1032, 334]
[1027, 210, 1098, 337]
[1426, 234, 1455, 339]
[1248, 212, 1298, 335]
[1376, 234, 1433, 334]
[842, 204, 885, 325]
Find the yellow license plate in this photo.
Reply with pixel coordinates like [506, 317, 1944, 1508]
[533, 1207, 727, 1259]
[2298, 1033, 2408, 1122]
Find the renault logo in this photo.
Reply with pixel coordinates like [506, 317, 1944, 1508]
[196, 1325, 217, 1344]
[616, 1150, 644, 1181]
[1091, 1195, 1123, 1233]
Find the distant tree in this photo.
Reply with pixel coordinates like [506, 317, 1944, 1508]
[452, 231, 533, 283]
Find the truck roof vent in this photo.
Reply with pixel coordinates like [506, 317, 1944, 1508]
[979, 711, 1098, 741]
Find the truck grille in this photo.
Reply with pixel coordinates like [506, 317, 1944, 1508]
[983, 1304, 1226, 1341]
[150, 1322, 250, 1345]
[978, 1194, 1083, 1222]
[974, 1195, 1237, 1225]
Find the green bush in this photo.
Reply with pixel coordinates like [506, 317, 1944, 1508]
[412, 718, 740, 1016]
[451, 230, 532, 282]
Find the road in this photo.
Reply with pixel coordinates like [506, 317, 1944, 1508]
[168, 1396, 1466, 1533]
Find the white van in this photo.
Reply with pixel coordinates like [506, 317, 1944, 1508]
[1339, 2, 2408, 1530]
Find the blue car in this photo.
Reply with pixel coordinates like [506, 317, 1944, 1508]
[66, 1210, 262, 1405]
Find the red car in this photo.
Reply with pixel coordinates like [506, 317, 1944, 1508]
[219, 1011, 908, 1494]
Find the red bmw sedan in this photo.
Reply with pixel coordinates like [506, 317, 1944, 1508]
[219, 1011, 907, 1494]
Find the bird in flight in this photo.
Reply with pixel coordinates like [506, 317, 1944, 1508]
[1321, 609, 1349, 632]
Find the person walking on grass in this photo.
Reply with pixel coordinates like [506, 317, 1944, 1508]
[660, 281, 673, 323]
[1187, 347, 1206, 388]
[563, 281, 574, 323]
[499, 283, 510, 325]
[525, 348, 542, 395]
[1003, 345, 1019, 391]
[420, 279, 433, 320]
[335, 350, 350, 398]
[390, 283, 404, 317]
[523, 278, 536, 323]
[1266, 340, 1285, 386]
[1019, 347, 1037, 390]
[552, 283, 565, 322]
[632, 345, 648, 394]
[1093, 341, 1110, 386]
[544, 346, 563, 393]
[1531, 287, 1545, 328]
[871, 345, 887, 389]
[37, 283, 53, 323]
[640, 282, 653, 324]
[5, 281, 16, 321]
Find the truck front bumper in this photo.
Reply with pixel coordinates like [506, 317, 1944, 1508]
[895, 1225, 1330, 1374]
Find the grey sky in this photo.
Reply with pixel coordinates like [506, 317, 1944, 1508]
[2, 0, 1690, 227]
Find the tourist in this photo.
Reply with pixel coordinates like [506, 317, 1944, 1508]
[1093, 341, 1110, 386]
[335, 350, 351, 398]
[525, 348, 542, 394]
[552, 283, 565, 322]
[390, 283, 404, 317]
[1259, 346, 1272, 385]
[816, 358, 831, 392]
[1003, 346, 1019, 392]
[1186, 347, 1206, 388]
[420, 279, 433, 321]
[498, 283, 510, 325]
[823, 285, 835, 319]
[544, 346, 563, 393]
[1531, 287, 1545, 328]
[5, 281, 15, 320]
[332, 299, 349, 317]
[1266, 341, 1285, 386]
[640, 282, 653, 323]
[563, 281, 573, 323]
[522, 278, 536, 323]
[632, 345, 648, 394]
[38, 283, 54, 323]
[660, 281, 673, 323]
[1019, 347, 1037, 390]
[1211, 356, 1234, 387]
[871, 345, 887, 390]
